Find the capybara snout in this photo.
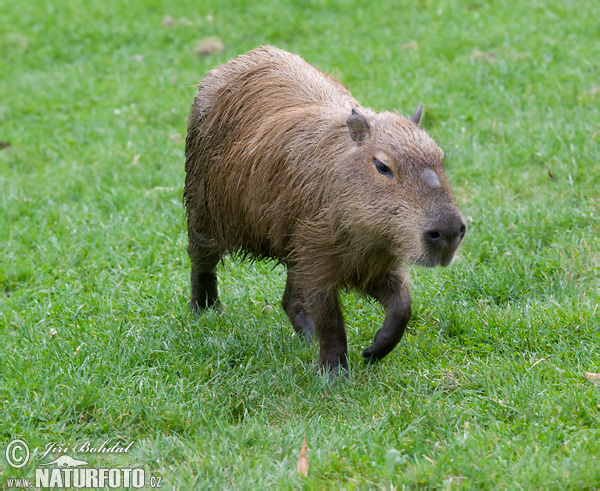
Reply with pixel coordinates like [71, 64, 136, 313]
[422, 211, 466, 267]
[184, 46, 466, 376]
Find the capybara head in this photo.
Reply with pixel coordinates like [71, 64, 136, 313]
[336, 106, 466, 268]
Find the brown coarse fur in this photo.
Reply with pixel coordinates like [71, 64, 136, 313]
[184, 46, 466, 376]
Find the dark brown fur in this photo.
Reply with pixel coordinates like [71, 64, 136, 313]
[184, 46, 466, 375]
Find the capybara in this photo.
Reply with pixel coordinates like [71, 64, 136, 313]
[184, 46, 466, 375]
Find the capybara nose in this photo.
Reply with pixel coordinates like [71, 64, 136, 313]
[423, 215, 466, 266]
[424, 222, 466, 246]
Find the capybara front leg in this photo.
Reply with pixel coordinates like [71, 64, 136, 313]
[306, 290, 348, 376]
[361, 273, 412, 363]
[281, 272, 315, 344]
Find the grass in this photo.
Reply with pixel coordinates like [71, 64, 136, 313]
[1, 0, 598, 488]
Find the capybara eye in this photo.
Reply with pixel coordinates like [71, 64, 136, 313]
[373, 158, 393, 178]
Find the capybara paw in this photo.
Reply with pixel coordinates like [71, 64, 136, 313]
[190, 297, 221, 313]
[361, 346, 386, 364]
[317, 356, 349, 379]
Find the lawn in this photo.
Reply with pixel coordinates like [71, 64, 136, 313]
[1, 0, 599, 488]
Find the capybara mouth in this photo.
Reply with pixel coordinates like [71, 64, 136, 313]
[410, 245, 460, 268]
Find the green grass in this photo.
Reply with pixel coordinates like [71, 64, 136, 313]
[1, 0, 599, 488]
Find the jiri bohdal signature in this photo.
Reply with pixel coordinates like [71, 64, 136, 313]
[38, 440, 134, 461]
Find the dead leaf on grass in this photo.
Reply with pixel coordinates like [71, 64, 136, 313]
[584, 372, 599, 385]
[0, 142, 10, 149]
[162, 15, 175, 27]
[297, 437, 308, 477]
[196, 37, 225, 57]
[423, 454, 436, 464]
[401, 40, 419, 51]
[471, 48, 497, 62]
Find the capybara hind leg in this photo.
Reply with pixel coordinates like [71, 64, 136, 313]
[361, 273, 412, 362]
[281, 272, 315, 344]
[306, 290, 348, 377]
[190, 267, 219, 311]
[188, 244, 221, 312]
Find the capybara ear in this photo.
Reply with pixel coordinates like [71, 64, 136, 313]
[346, 108, 371, 145]
[410, 102, 423, 125]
